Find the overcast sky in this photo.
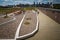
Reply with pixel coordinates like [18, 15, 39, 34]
[0, 0, 60, 6]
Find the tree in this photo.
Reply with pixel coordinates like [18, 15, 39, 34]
[4, 9, 9, 18]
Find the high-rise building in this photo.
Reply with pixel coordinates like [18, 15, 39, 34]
[34, 0, 38, 4]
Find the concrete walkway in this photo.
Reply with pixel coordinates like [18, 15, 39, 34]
[26, 9, 60, 40]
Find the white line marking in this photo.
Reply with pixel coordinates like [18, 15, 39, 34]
[0, 10, 20, 18]
[15, 13, 26, 39]
[0, 17, 16, 25]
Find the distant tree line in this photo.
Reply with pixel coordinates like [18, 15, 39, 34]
[53, 4, 60, 9]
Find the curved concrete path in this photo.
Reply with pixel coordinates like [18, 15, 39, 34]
[26, 9, 60, 40]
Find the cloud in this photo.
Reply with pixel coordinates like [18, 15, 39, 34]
[53, 0, 60, 4]
[14, 1, 33, 4]
[0, 0, 44, 5]
[4, 0, 9, 1]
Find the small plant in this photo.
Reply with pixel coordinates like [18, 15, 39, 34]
[4, 16, 8, 18]
[4, 12, 8, 18]
[24, 21, 30, 25]
[26, 18, 31, 20]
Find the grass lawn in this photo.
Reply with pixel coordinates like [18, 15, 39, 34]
[0, 7, 36, 15]
[0, 7, 21, 14]
[23, 7, 36, 10]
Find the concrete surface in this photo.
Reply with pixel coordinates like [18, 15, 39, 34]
[26, 9, 60, 40]
[0, 14, 24, 39]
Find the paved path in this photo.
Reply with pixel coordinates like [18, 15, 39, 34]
[26, 9, 60, 40]
[0, 13, 24, 39]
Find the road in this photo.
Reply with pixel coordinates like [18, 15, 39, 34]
[26, 9, 60, 40]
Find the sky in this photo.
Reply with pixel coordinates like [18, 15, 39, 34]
[53, 0, 60, 4]
[0, 0, 60, 6]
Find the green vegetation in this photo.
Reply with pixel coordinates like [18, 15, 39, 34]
[23, 7, 36, 10]
[0, 7, 21, 14]
[24, 21, 30, 25]
[20, 7, 36, 11]
[26, 18, 31, 20]
[53, 4, 60, 9]
[0, 7, 36, 14]
[4, 15, 8, 18]
[0, 7, 36, 18]
[0, 7, 21, 18]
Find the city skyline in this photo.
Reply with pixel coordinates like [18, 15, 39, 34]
[0, 0, 60, 6]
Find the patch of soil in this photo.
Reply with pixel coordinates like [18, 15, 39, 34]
[0, 16, 13, 24]
[19, 11, 37, 36]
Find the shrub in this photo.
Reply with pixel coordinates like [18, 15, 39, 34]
[24, 21, 30, 25]
[26, 18, 31, 20]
